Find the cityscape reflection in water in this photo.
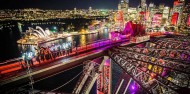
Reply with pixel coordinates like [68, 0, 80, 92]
[16, 29, 110, 58]
[38, 30, 109, 49]
[80, 35, 86, 46]
[0, 18, 107, 61]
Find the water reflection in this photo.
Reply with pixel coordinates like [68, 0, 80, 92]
[80, 35, 86, 46]
[20, 30, 109, 53]
[54, 31, 107, 47]
[67, 36, 73, 42]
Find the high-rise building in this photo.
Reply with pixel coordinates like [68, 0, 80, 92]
[186, 3, 190, 26]
[120, 0, 129, 10]
[141, 0, 146, 11]
[119, 0, 129, 21]
[171, 0, 185, 26]
[118, 4, 121, 10]
[128, 8, 138, 21]
[148, 3, 155, 9]
[147, 3, 155, 22]
[74, 8, 77, 14]
[187, 15, 190, 26]
[181, 2, 190, 26]
[162, 7, 170, 25]
[159, 4, 165, 11]
[89, 6, 92, 13]
[152, 13, 162, 27]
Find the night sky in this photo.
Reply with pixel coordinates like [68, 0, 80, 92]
[0, 0, 188, 10]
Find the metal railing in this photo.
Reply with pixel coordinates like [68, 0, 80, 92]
[0, 38, 128, 76]
[0, 57, 22, 65]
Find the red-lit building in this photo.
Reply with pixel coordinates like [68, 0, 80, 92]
[152, 13, 162, 27]
[115, 10, 124, 31]
[187, 15, 190, 26]
[174, 0, 180, 6]
[172, 0, 185, 26]
[171, 12, 179, 25]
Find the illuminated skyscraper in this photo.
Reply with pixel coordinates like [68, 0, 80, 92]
[171, 0, 185, 26]
[186, 3, 190, 26]
[161, 6, 170, 26]
[74, 7, 77, 14]
[152, 13, 162, 27]
[118, 4, 121, 10]
[148, 3, 155, 21]
[119, 0, 129, 21]
[89, 6, 92, 13]
[181, 2, 190, 26]
[128, 8, 138, 21]
[141, 0, 146, 11]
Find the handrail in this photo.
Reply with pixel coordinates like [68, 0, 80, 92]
[75, 39, 111, 47]
[0, 57, 22, 65]
[0, 38, 128, 67]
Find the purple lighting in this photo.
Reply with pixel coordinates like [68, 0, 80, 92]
[130, 82, 137, 91]
[132, 85, 135, 90]
[129, 82, 139, 94]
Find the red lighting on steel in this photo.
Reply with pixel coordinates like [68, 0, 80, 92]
[150, 73, 156, 79]
[187, 15, 190, 26]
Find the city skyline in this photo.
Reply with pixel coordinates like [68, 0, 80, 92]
[0, 0, 188, 10]
[0, 0, 190, 94]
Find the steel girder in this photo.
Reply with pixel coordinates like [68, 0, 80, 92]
[72, 60, 100, 94]
[73, 57, 107, 94]
[148, 41, 190, 50]
[175, 36, 190, 41]
[118, 46, 190, 64]
[157, 38, 190, 45]
[109, 51, 179, 94]
[109, 36, 190, 93]
[112, 48, 190, 88]
[116, 47, 190, 74]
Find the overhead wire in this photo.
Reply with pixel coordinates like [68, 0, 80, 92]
[51, 71, 83, 92]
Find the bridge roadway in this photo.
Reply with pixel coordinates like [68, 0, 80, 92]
[0, 39, 129, 93]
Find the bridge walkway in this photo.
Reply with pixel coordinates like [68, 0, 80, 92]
[0, 39, 129, 93]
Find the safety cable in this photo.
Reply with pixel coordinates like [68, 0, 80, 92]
[51, 71, 83, 92]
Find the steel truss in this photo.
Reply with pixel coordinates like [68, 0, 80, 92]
[26, 60, 34, 94]
[112, 48, 190, 87]
[148, 41, 190, 50]
[72, 60, 99, 94]
[109, 37, 190, 94]
[72, 57, 107, 94]
[116, 47, 190, 74]
[109, 51, 179, 94]
[175, 36, 190, 41]
[118, 46, 190, 63]
[158, 38, 190, 45]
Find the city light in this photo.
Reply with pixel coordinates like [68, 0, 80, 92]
[0, 0, 190, 94]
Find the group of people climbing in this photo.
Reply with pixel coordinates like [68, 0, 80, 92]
[21, 43, 74, 68]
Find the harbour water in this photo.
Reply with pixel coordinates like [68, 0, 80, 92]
[0, 18, 108, 93]
[0, 18, 108, 62]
